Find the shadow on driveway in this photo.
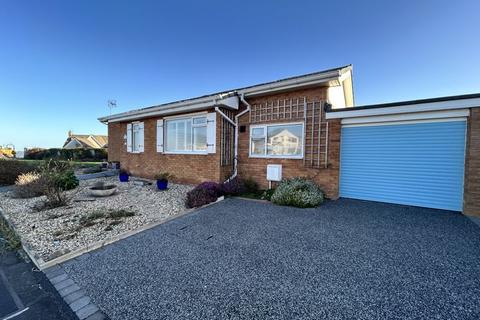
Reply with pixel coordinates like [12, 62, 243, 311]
[0, 250, 77, 320]
[61, 198, 480, 320]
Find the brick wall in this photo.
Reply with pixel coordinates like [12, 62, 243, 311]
[108, 110, 222, 185]
[464, 108, 480, 216]
[107, 86, 342, 197]
[236, 87, 341, 199]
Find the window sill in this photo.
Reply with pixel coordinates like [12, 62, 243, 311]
[248, 154, 303, 160]
[163, 151, 209, 155]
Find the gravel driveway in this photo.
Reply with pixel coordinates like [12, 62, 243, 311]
[60, 198, 480, 320]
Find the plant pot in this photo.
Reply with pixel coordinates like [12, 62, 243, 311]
[156, 179, 168, 190]
[119, 173, 129, 182]
[89, 185, 117, 197]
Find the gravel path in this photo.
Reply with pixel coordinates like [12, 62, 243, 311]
[0, 177, 192, 261]
[61, 198, 480, 320]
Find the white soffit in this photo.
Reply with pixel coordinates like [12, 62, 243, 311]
[341, 109, 470, 125]
[326, 97, 480, 120]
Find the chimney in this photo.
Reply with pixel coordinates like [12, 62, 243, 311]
[68, 130, 72, 137]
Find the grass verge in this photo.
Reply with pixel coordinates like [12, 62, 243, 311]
[0, 214, 21, 251]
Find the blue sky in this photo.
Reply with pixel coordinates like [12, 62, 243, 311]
[1, 0, 479, 150]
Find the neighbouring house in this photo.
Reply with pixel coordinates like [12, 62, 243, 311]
[63, 131, 108, 149]
[99, 65, 480, 216]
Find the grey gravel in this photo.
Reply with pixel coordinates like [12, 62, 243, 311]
[0, 176, 192, 261]
[62, 198, 480, 320]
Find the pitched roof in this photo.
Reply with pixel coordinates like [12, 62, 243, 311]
[99, 65, 352, 123]
[63, 134, 108, 149]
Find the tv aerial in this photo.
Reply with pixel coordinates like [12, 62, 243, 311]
[107, 99, 117, 114]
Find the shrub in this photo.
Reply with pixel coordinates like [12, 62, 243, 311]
[0, 160, 40, 185]
[271, 177, 324, 208]
[185, 182, 221, 208]
[54, 170, 79, 191]
[14, 172, 45, 198]
[38, 160, 79, 208]
[221, 177, 245, 196]
[261, 189, 276, 201]
[154, 172, 174, 181]
[197, 181, 223, 197]
[24, 148, 107, 162]
[243, 177, 259, 194]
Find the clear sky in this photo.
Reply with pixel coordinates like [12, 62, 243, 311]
[1, 0, 479, 150]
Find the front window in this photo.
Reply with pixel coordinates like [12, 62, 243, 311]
[132, 123, 141, 152]
[250, 123, 303, 158]
[165, 115, 207, 153]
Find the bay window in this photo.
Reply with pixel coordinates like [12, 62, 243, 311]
[249, 123, 304, 158]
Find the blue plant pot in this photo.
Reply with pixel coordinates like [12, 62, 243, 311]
[119, 173, 129, 182]
[157, 179, 168, 190]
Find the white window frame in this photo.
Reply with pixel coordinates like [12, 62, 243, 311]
[132, 122, 140, 153]
[128, 121, 144, 154]
[249, 122, 304, 159]
[164, 113, 209, 155]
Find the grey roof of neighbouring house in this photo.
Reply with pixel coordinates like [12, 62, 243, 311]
[63, 134, 108, 149]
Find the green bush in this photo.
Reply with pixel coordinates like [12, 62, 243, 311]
[0, 160, 41, 185]
[243, 177, 259, 194]
[39, 160, 79, 191]
[37, 160, 79, 209]
[24, 148, 107, 162]
[261, 189, 275, 201]
[271, 178, 324, 208]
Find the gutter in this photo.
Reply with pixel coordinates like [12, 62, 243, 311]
[99, 67, 348, 123]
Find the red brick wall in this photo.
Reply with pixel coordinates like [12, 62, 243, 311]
[107, 86, 342, 198]
[464, 108, 480, 216]
[107, 110, 222, 185]
[237, 87, 341, 199]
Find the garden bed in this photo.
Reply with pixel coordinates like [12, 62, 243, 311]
[0, 176, 192, 262]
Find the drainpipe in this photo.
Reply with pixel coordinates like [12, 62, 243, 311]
[214, 94, 251, 182]
[231, 94, 251, 180]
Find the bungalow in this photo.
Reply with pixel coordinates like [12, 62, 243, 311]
[99, 65, 479, 216]
[63, 131, 108, 150]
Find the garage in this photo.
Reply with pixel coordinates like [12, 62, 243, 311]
[340, 120, 466, 211]
[325, 93, 480, 214]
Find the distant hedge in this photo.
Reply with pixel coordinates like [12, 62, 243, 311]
[24, 148, 107, 162]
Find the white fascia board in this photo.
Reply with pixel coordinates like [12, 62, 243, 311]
[240, 72, 341, 98]
[100, 95, 239, 123]
[99, 68, 347, 123]
[326, 97, 480, 120]
[341, 109, 470, 125]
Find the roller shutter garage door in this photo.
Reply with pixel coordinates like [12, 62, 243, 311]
[339, 120, 466, 211]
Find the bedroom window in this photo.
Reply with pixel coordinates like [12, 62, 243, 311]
[165, 115, 208, 153]
[249, 123, 304, 158]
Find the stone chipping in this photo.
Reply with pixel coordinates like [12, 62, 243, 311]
[0, 176, 192, 261]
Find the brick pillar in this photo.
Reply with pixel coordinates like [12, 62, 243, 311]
[464, 108, 480, 216]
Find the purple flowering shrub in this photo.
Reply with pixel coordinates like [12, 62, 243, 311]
[221, 177, 245, 196]
[196, 182, 223, 197]
[185, 181, 222, 208]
